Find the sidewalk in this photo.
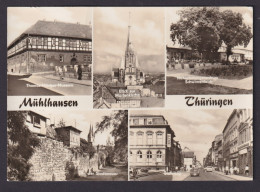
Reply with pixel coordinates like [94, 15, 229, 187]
[214, 171, 253, 181]
[43, 74, 92, 86]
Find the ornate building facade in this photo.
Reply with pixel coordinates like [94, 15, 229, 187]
[129, 115, 178, 171]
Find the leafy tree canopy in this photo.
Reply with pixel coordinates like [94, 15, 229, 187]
[219, 10, 252, 60]
[7, 111, 40, 181]
[170, 7, 223, 55]
[170, 7, 252, 61]
[95, 110, 128, 164]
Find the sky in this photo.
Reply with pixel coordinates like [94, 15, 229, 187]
[7, 7, 92, 46]
[35, 109, 116, 146]
[166, 7, 253, 51]
[130, 109, 234, 163]
[93, 7, 165, 74]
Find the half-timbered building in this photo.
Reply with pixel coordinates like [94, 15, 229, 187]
[7, 20, 92, 75]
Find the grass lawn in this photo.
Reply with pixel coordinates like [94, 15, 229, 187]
[167, 77, 252, 95]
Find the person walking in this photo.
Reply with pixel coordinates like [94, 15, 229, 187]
[230, 167, 233, 175]
[245, 165, 249, 176]
[225, 166, 229, 175]
[78, 65, 82, 80]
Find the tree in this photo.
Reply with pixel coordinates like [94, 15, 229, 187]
[7, 111, 40, 181]
[80, 138, 96, 159]
[220, 10, 252, 62]
[170, 7, 223, 61]
[95, 110, 128, 164]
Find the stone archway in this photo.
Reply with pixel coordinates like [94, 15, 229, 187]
[71, 58, 77, 65]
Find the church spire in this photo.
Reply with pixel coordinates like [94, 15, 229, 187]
[126, 12, 131, 53]
[88, 124, 94, 143]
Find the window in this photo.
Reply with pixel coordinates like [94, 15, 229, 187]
[65, 40, 70, 47]
[70, 40, 77, 48]
[37, 54, 46, 62]
[58, 39, 63, 47]
[26, 114, 32, 123]
[31, 37, 37, 46]
[137, 151, 142, 162]
[156, 132, 163, 145]
[52, 38, 56, 46]
[33, 115, 41, 127]
[81, 41, 88, 48]
[89, 42, 92, 50]
[137, 132, 143, 145]
[147, 151, 152, 159]
[37, 37, 43, 46]
[147, 132, 153, 145]
[129, 151, 133, 162]
[59, 55, 64, 62]
[157, 151, 162, 162]
[84, 55, 92, 63]
[43, 38, 48, 46]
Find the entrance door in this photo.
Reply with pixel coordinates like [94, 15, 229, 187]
[71, 58, 77, 65]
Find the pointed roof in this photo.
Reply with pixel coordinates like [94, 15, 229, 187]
[125, 12, 134, 54]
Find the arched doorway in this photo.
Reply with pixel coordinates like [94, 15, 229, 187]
[71, 58, 77, 65]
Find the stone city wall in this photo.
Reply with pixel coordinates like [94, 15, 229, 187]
[28, 137, 98, 181]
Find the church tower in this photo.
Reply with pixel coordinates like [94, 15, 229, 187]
[124, 12, 139, 86]
[87, 124, 94, 143]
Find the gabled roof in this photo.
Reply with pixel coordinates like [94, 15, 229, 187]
[28, 110, 49, 120]
[55, 126, 82, 133]
[8, 20, 92, 48]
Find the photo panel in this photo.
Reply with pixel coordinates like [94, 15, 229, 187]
[7, 7, 93, 96]
[129, 109, 253, 181]
[166, 7, 253, 95]
[93, 7, 165, 109]
[7, 109, 128, 181]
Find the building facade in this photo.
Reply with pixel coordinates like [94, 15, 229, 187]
[7, 20, 92, 79]
[223, 110, 239, 169]
[129, 115, 177, 171]
[55, 126, 81, 147]
[182, 147, 195, 171]
[237, 109, 253, 176]
[25, 111, 49, 136]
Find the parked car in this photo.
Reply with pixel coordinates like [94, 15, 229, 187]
[205, 166, 213, 172]
[190, 167, 200, 177]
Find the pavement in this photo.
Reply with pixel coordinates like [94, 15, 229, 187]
[9, 75, 92, 96]
[184, 169, 235, 181]
[44, 74, 92, 86]
[167, 71, 253, 90]
[131, 169, 252, 181]
[170, 171, 190, 181]
[74, 165, 128, 181]
[213, 171, 253, 181]
[131, 171, 189, 181]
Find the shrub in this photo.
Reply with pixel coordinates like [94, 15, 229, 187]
[192, 65, 252, 79]
[189, 63, 195, 68]
[65, 161, 78, 180]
